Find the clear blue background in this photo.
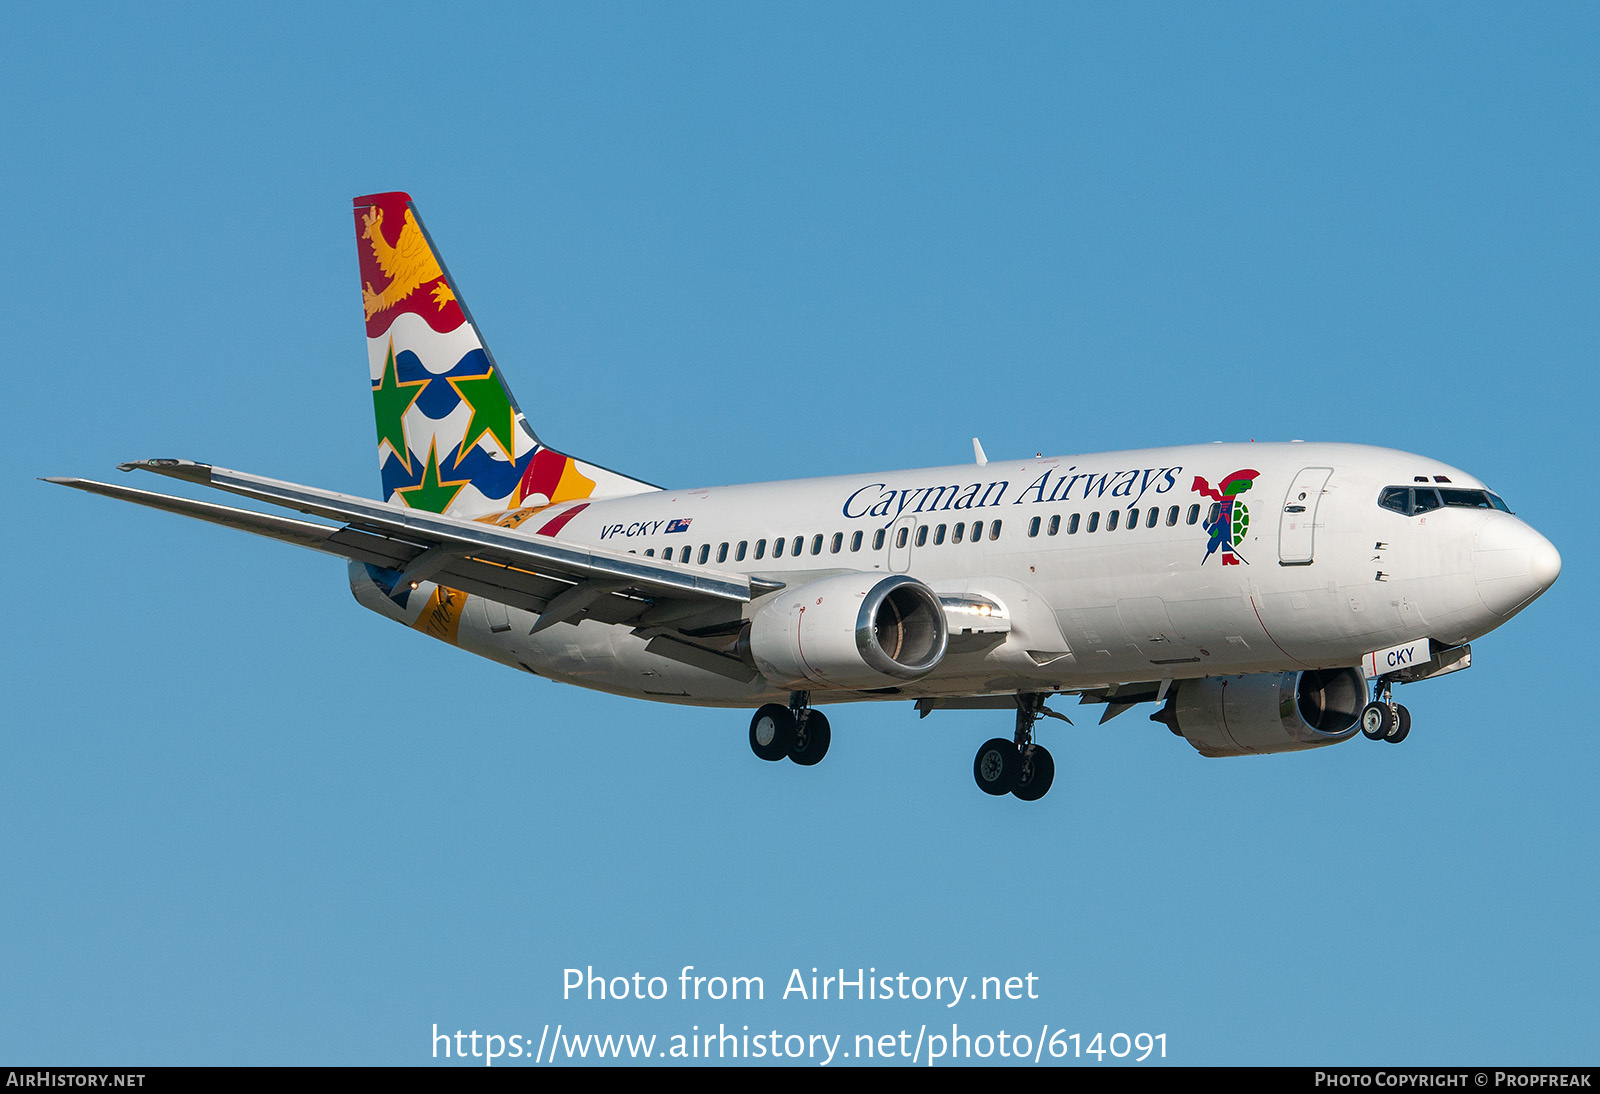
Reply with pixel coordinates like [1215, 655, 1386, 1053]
[4, 2, 1595, 1066]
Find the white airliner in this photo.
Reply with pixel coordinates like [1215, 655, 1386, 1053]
[48, 192, 1561, 801]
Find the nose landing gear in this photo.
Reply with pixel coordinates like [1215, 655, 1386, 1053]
[972, 693, 1064, 801]
[1359, 680, 1411, 744]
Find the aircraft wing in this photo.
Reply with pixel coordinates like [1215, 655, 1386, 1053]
[47, 460, 779, 639]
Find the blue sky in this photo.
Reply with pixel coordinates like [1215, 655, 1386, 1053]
[4, 2, 1596, 1065]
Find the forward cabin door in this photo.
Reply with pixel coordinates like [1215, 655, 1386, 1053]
[1278, 467, 1333, 565]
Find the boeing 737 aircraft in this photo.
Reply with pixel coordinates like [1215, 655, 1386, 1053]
[49, 192, 1561, 801]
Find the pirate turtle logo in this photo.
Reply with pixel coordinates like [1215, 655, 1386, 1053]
[1192, 469, 1259, 565]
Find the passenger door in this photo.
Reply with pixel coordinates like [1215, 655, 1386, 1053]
[1279, 467, 1333, 565]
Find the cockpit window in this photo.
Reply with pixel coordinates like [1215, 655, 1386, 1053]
[1378, 486, 1513, 516]
[1439, 488, 1511, 512]
[1379, 487, 1410, 514]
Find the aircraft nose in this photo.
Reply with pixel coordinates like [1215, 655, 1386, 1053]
[1530, 535, 1562, 592]
[1472, 516, 1561, 617]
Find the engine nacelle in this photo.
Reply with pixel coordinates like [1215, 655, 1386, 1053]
[747, 573, 947, 690]
[1154, 668, 1367, 757]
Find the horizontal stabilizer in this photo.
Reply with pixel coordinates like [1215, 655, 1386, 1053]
[44, 477, 342, 554]
[50, 460, 786, 633]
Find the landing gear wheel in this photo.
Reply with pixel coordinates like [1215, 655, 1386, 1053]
[1386, 704, 1411, 744]
[749, 704, 796, 762]
[973, 737, 1020, 796]
[1360, 702, 1395, 741]
[1012, 745, 1055, 802]
[790, 710, 831, 766]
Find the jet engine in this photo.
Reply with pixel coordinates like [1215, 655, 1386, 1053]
[745, 573, 947, 690]
[1152, 668, 1367, 757]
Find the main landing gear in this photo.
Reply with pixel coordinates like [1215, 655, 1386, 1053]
[1359, 679, 1411, 744]
[749, 692, 832, 765]
[973, 694, 1062, 802]
[745, 691, 1063, 800]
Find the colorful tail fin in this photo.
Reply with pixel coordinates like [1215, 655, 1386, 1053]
[354, 191, 656, 517]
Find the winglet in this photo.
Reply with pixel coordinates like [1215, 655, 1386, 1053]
[972, 438, 988, 466]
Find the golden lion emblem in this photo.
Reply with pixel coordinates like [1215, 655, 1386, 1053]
[361, 206, 457, 319]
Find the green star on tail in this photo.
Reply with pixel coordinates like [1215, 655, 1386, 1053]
[448, 368, 519, 464]
[396, 441, 471, 513]
[372, 341, 428, 472]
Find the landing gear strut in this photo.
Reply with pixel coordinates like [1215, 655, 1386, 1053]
[1359, 679, 1410, 744]
[749, 691, 831, 765]
[973, 693, 1060, 801]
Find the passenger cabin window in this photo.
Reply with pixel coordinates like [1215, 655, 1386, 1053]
[1067, 513, 1080, 534]
[1186, 504, 1200, 525]
[773, 537, 785, 558]
[989, 520, 1002, 540]
[1107, 509, 1120, 531]
[717, 543, 728, 563]
[1087, 512, 1100, 533]
[736, 541, 747, 561]
[850, 531, 863, 551]
[755, 539, 767, 560]
[1048, 514, 1060, 536]
[791, 536, 803, 556]
[952, 522, 965, 544]
[934, 524, 947, 545]
[873, 529, 886, 550]
[1166, 505, 1179, 527]
[1028, 516, 1041, 538]
[811, 534, 824, 555]
[1127, 507, 1139, 528]
[831, 532, 843, 553]
[1147, 507, 1159, 529]
[914, 526, 928, 547]
[698, 545, 710, 564]
[895, 527, 909, 548]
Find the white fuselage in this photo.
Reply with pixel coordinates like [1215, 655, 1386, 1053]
[351, 441, 1558, 707]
